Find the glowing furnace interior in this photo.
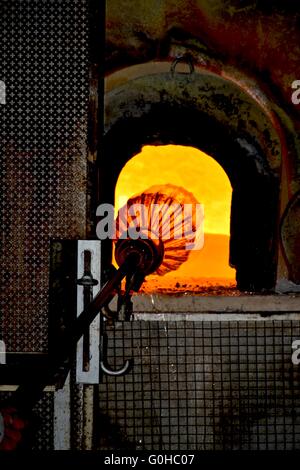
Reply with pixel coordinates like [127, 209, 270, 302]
[115, 145, 236, 293]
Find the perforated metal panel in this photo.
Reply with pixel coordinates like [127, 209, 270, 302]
[0, 0, 89, 450]
[1, 0, 300, 454]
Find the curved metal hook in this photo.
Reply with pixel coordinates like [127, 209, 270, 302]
[170, 54, 195, 76]
[100, 333, 132, 377]
[100, 358, 131, 377]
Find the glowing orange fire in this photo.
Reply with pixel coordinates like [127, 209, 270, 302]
[115, 145, 236, 292]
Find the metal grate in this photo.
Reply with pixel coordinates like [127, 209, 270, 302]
[97, 320, 300, 450]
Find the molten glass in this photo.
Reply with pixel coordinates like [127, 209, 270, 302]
[114, 184, 203, 276]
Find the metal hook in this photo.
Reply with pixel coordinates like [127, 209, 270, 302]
[99, 333, 132, 377]
[170, 54, 195, 76]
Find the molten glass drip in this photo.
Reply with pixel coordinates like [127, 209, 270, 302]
[114, 184, 203, 276]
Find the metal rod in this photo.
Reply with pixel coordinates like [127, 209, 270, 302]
[9, 254, 138, 415]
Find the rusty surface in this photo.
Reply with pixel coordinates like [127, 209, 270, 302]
[106, 0, 300, 117]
